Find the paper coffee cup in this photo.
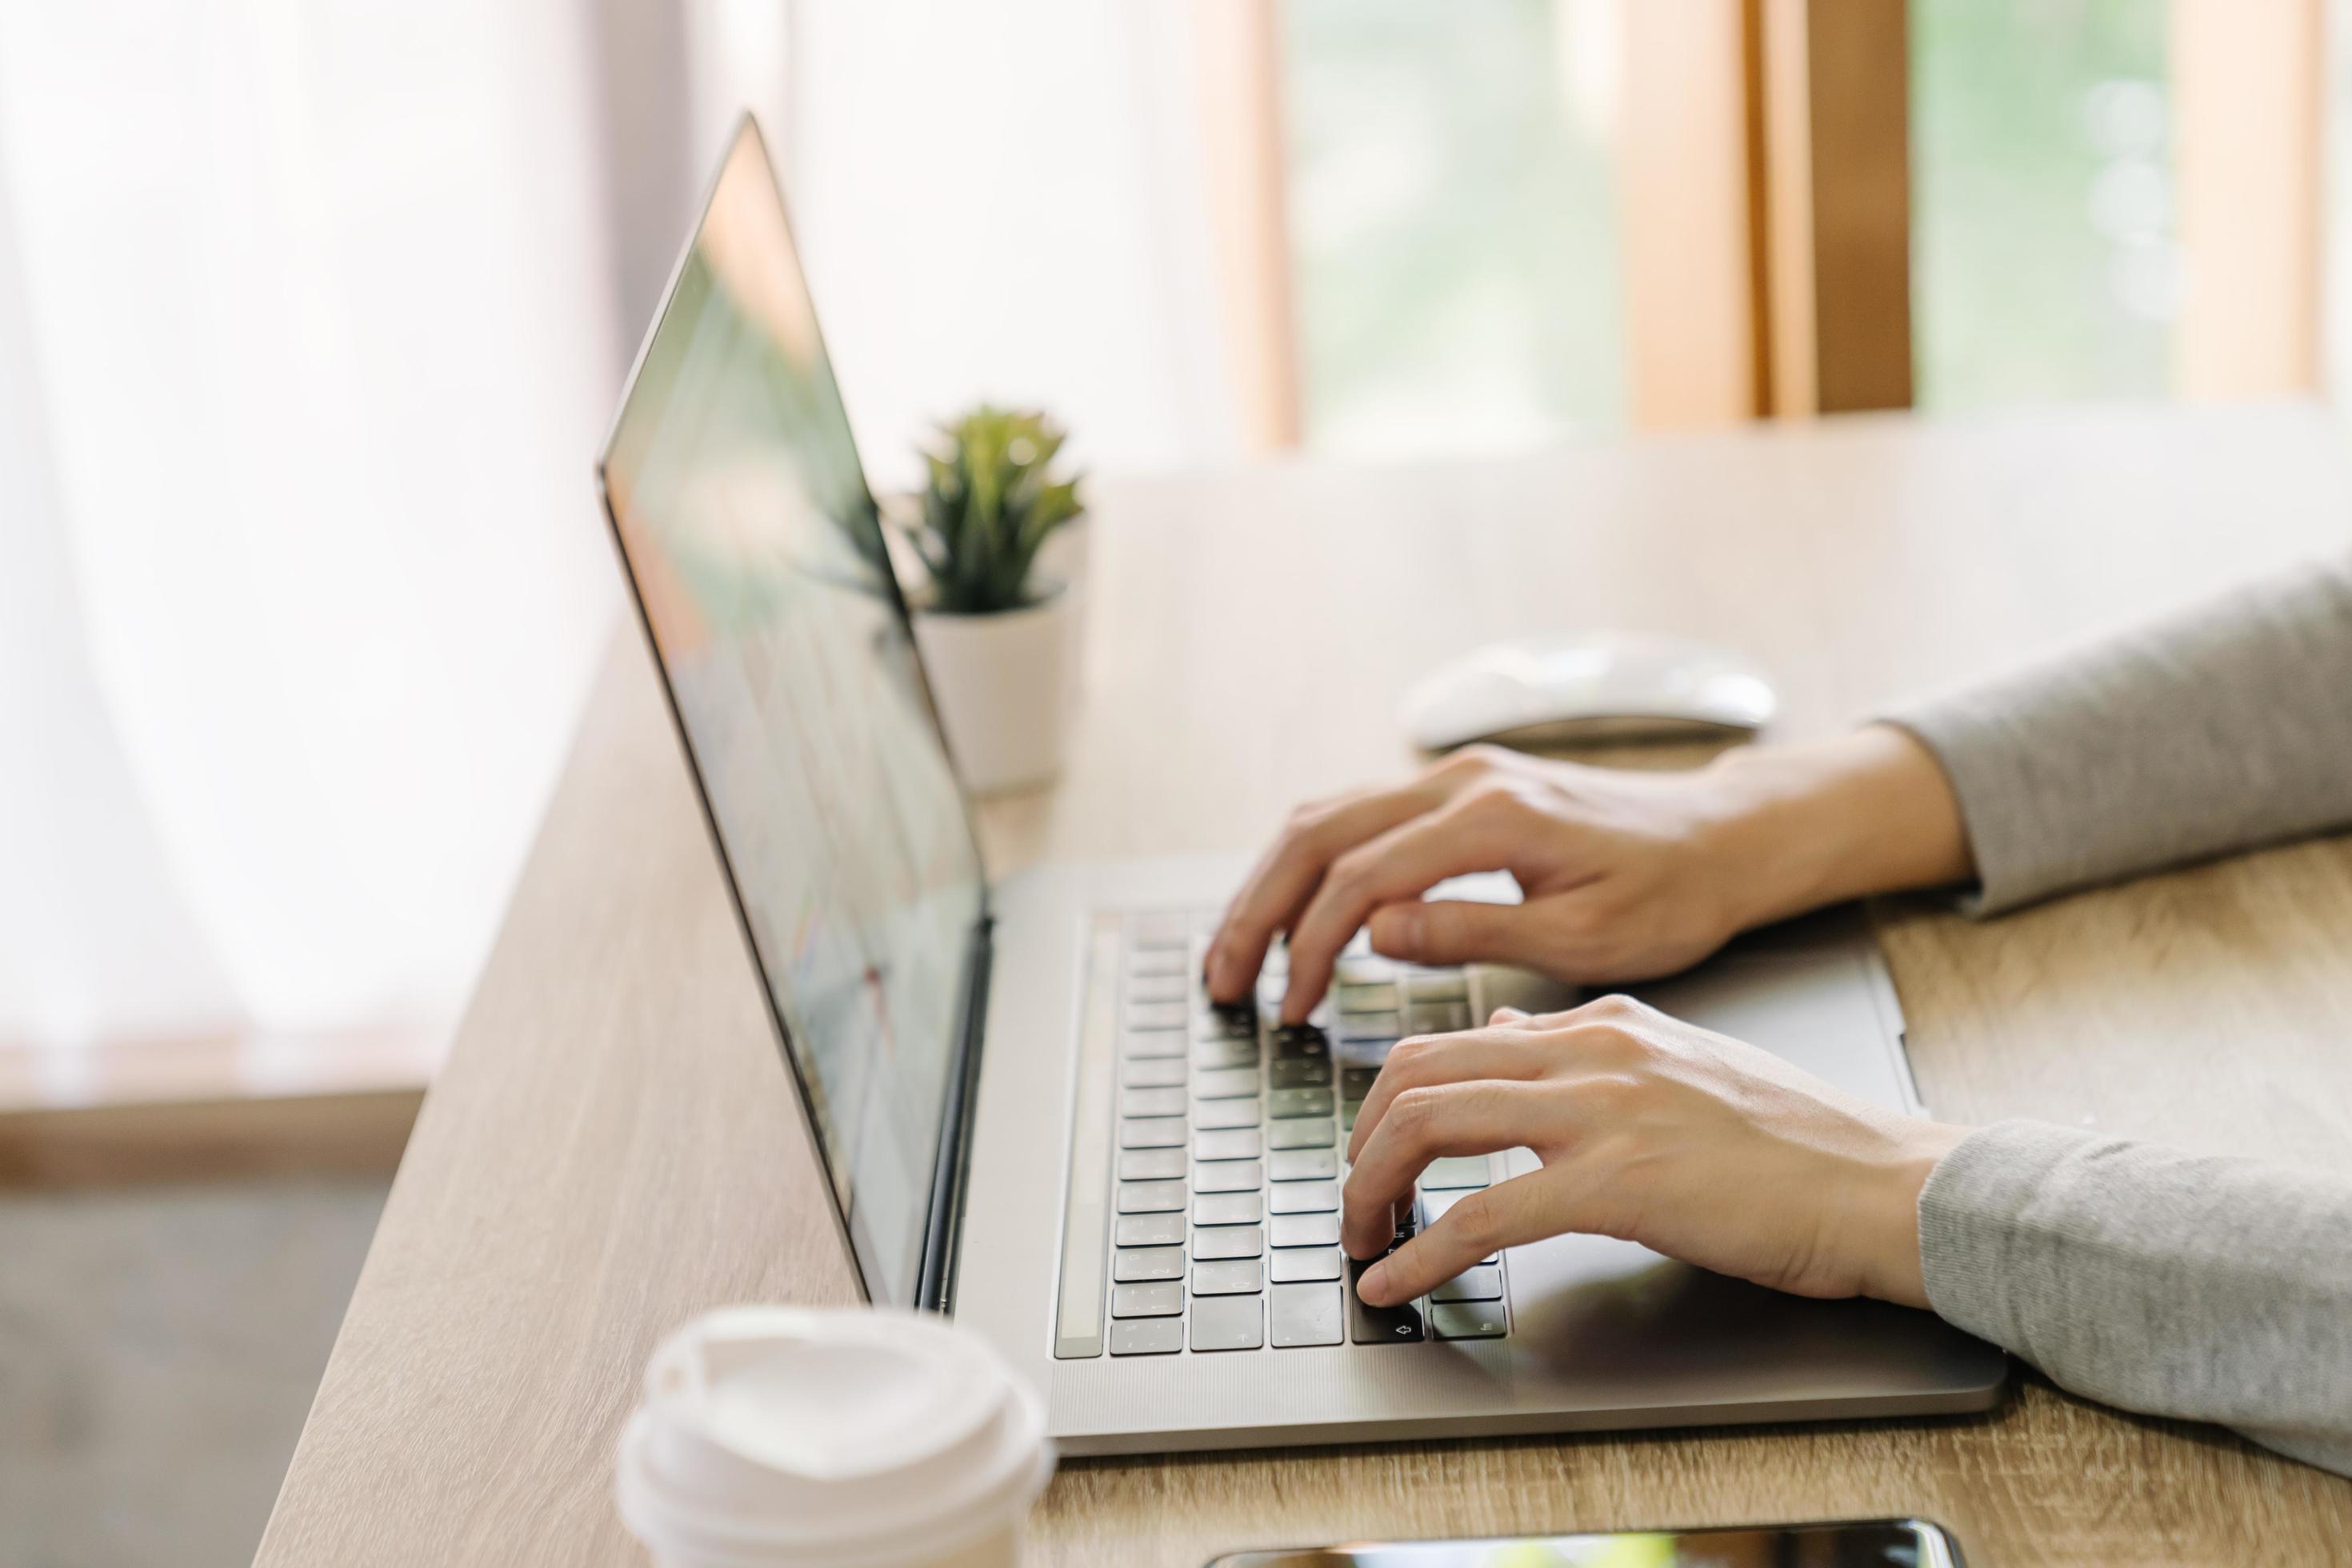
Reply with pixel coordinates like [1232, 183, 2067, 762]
[616, 1305, 1054, 1568]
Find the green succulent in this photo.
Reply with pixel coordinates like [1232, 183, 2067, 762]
[906, 405, 1085, 614]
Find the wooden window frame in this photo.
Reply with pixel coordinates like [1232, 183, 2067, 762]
[1204, 0, 2326, 438]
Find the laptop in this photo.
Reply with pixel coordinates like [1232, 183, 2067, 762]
[596, 118, 2007, 1456]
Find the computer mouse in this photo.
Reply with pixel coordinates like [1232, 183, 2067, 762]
[1398, 633, 1778, 751]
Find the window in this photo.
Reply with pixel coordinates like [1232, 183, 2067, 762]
[1282, 0, 1627, 454]
[1911, 0, 2176, 410]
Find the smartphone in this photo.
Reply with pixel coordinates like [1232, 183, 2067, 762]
[1206, 1518, 1963, 1567]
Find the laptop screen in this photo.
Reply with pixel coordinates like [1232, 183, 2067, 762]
[598, 121, 986, 1306]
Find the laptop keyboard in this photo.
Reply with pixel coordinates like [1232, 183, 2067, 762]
[1099, 910, 1510, 1355]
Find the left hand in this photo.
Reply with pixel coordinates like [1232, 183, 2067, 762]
[1342, 996, 1969, 1311]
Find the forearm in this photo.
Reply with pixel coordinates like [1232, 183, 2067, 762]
[1886, 552, 2352, 914]
[1920, 1122, 2352, 1476]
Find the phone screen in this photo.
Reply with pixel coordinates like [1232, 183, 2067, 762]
[1208, 1518, 1962, 1568]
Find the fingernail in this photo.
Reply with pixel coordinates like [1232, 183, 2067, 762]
[1358, 1261, 1392, 1305]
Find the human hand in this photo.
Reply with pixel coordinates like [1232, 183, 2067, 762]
[1206, 726, 1971, 1023]
[1340, 995, 1969, 1310]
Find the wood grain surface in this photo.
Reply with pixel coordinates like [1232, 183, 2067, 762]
[259, 403, 2352, 1566]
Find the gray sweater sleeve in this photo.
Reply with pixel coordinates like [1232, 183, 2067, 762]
[1921, 1122, 2352, 1474]
[1884, 551, 2352, 914]
[1886, 558, 2352, 1473]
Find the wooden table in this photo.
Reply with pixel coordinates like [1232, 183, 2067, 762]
[258, 404, 2352, 1566]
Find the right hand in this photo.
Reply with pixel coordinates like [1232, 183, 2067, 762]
[1205, 726, 1973, 1022]
[1339, 995, 1969, 1310]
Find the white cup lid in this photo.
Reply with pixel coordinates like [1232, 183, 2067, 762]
[617, 1306, 1052, 1568]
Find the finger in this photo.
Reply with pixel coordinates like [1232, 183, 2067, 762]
[1357, 1168, 1574, 1306]
[1203, 783, 1442, 1002]
[1367, 890, 1594, 972]
[1344, 1027, 1546, 1165]
[1280, 795, 1516, 1022]
[1340, 1078, 1545, 1257]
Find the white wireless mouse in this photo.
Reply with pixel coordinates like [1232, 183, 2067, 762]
[1399, 633, 1778, 751]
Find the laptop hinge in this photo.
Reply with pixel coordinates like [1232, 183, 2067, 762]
[915, 914, 994, 1314]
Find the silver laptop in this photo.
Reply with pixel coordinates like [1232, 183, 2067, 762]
[596, 118, 2006, 1457]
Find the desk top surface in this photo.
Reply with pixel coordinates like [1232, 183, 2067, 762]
[260, 404, 2352, 1566]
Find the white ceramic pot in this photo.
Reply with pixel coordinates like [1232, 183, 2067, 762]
[913, 586, 1074, 797]
[1033, 517, 1090, 711]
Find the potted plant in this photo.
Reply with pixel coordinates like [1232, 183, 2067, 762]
[901, 406, 1086, 794]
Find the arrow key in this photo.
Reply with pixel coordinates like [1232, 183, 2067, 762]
[1346, 1254, 1426, 1345]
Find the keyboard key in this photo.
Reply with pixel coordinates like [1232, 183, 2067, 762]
[1120, 1086, 1185, 1118]
[1347, 1263, 1427, 1344]
[1192, 1224, 1263, 1260]
[1335, 982, 1400, 1013]
[1269, 1181, 1339, 1214]
[1422, 1157, 1493, 1190]
[1126, 1000, 1189, 1032]
[1270, 1281, 1345, 1346]
[1126, 915, 1194, 950]
[1194, 1007, 1257, 1042]
[1337, 1011, 1403, 1042]
[1124, 1030, 1187, 1061]
[1115, 1213, 1183, 1247]
[1269, 1211, 1341, 1247]
[1194, 1098, 1261, 1130]
[1402, 970, 1468, 1003]
[1341, 1102, 1359, 1134]
[1430, 1300, 1508, 1340]
[1193, 1066, 1258, 1099]
[1118, 1147, 1184, 1182]
[1189, 1294, 1265, 1351]
[1194, 1159, 1262, 1194]
[1418, 1187, 1462, 1221]
[1117, 1180, 1186, 1214]
[1124, 1055, 1186, 1087]
[1194, 1039, 1260, 1070]
[1191, 1258, 1265, 1295]
[1269, 1058, 1333, 1090]
[1110, 1318, 1185, 1355]
[1430, 1264, 1504, 1302]
[1267, 1117, 1334, 1150]
[1267, 1086, 1333, 1118]
[1193, 1191, 1262, 1226]
[1267, 1146, 1338, 1182]
[1119, 1117, 1187, 1150]
[1339, 1066, 1380, 1101]
[1404, 1000, 1471, 1035]
[1125, 973, 1188, 1006]
[1333, 954, 1396, 984]
[1193, 1127, 1261, 1161]
[1271, 1024, 1330, 1061]
[1269, 1246, 1343, 1283]
[1126, 947, 1188, 978]
[1113, 1247, 1184, 1282]
[1111, 1281, 1183, 1318]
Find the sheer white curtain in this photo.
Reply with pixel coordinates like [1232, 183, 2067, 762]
[0, 0, 621, 1054]
[699, 0, 1241, 491]
[0, 0, 1235, 1065]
